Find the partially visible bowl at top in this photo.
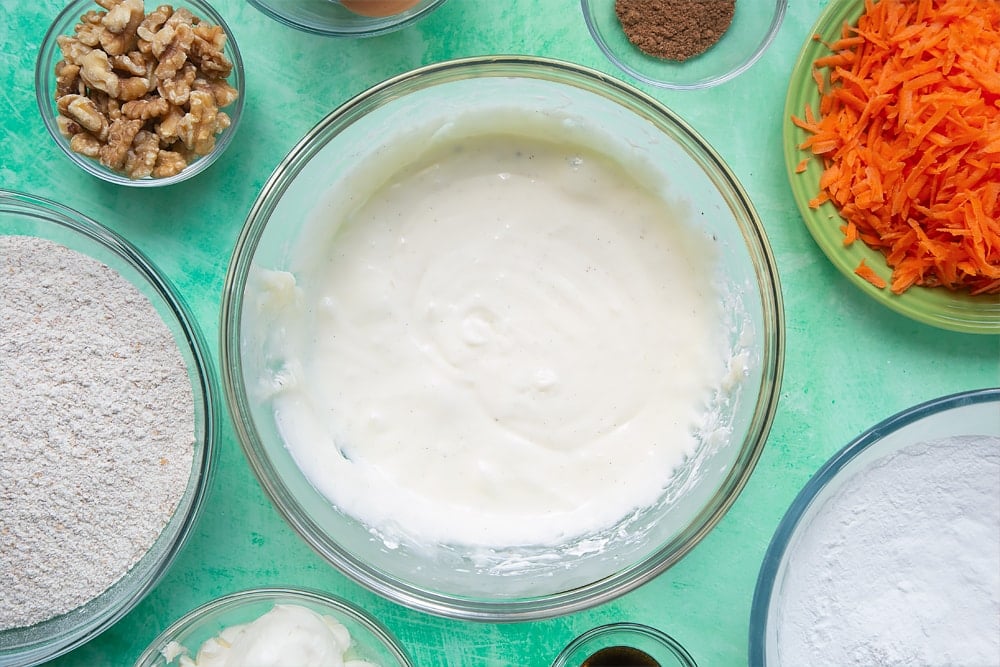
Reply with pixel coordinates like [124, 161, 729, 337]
[221, 56, 784, 622]
[247, 0, 448, 37]
[134, 588, 413, 667]
[581, 0, 786, 90]
[35, 0, 245, 187]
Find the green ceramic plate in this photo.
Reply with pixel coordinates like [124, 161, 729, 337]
[783, 0, 1000, 334]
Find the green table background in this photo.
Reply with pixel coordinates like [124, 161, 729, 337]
[4, 0, 998, 665]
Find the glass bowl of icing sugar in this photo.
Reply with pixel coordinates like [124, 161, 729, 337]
[750, 388, 1000, 666]
[221, 56, 784, 622]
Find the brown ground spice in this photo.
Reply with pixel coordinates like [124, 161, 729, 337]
[615, 0, 736, 62]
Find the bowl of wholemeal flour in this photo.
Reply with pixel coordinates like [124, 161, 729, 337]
[750, 388, 1000, 666]
[0, 190, 217, 666]
[581, 0, 786, 90]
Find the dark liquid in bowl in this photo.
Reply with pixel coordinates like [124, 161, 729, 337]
[582, 646, 660, 667]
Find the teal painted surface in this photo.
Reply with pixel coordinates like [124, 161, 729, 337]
[4, 1, 998, 666]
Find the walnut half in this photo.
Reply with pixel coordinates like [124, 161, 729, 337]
[52, 0, 239, 180]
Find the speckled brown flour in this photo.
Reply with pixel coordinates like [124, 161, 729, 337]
[0, 235, 195, 630]
[615, 0, 736, 61]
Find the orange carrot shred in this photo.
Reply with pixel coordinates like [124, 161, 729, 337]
[855, 258, 888, 289]
[791, 0, 1000, 295]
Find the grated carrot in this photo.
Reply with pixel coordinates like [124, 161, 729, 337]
[792, 0, 1000, 295]
[855, 258, 888, 289]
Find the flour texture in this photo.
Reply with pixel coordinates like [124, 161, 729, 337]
[0, 236, 195, 630]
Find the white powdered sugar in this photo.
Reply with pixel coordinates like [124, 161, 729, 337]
[775, 435, 1000, 666]
[0, 235, 195, 630]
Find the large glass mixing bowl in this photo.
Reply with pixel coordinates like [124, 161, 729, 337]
[220, 56, 784, 621]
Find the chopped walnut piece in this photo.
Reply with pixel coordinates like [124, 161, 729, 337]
[73, 11, 104, 47]
[137, 4, 172, 43]
[124, 129, 160, 178]
[99, 0, 144, 55]
[79, 49, 120, 97]
[111, 51, 148, 76]
[193, 77, 238, 108]
[118, 75, 152, 101]
[177, 89, 218, 154]
[55, 60, 83, 97]
[56, 115, 82, 138]
[59, 93, 109, 139]
[154, 102, 185, 144]
[52, 0, 239, 179]
[70, 132, 102, 158]
[164, 7, 196, 29]
[152, 149, 187, 178]
[152, 22, 195, 80]
[122, 95, 169, 120]
[158, 62, 196, 106]
[99, 117, 143, 169]
[190, 24, 232, 78]
[57, 34, 93, 63]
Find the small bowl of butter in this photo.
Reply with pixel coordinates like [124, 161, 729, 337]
[134, 587, 412, 667]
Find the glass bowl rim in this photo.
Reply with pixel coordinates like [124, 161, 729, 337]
[580, 0, 788, 90]
[748, 386, 1000, 666]
[220, 54, 785, 622]
[550, 622, 698, 667]
[34, 0, 246, 188]
[133, 586, 414, 667]
[0, 189, 219, 666]
[246, 0, 449, 38]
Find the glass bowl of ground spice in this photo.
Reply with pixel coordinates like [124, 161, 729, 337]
[581, 0, 787, 89]
[0, 190, 217, 666]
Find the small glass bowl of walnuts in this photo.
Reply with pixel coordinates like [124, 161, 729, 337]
[35, 0, 244, 186]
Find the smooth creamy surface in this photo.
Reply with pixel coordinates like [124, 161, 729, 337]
[255, 132, 729, 548]
[170, 604, 376, 667]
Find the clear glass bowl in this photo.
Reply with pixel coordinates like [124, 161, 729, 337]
[581, 0, 786, 90]
[220, 56, 784, 621]
[749, 388, 1000, 665]
[248, 0, 448, 37]
[134, 588, 413, 667]
[0, 190, 218, 666]
[35, 0, 245, 187]
[551, 623, 697, 667]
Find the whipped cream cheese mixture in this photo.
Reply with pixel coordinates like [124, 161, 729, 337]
[252, 120, 738, 550]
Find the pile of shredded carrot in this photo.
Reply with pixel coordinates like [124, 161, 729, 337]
[792, 0, 1000, 295]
